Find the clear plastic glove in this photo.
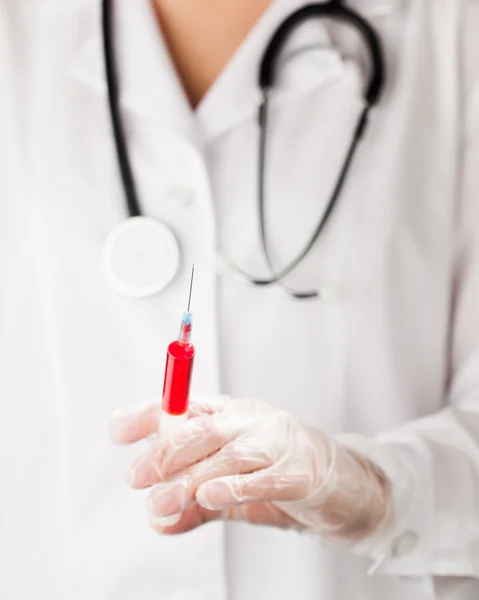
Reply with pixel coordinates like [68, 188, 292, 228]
[108, 395, 391, 544]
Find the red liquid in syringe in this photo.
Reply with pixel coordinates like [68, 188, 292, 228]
[162, 319, 195, 416]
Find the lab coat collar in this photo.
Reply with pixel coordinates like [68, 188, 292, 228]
[70, 0, 197, 138]
[70, 0, 401, 143]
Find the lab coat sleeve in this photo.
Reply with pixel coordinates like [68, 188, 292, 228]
[335, 6, 479, 589]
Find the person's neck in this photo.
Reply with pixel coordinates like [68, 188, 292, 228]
[152, 0, 272, 108]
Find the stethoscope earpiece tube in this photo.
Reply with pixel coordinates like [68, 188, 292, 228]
[259, 3, 384, 105]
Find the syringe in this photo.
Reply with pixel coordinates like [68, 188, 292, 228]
[160, 264, 196, 439]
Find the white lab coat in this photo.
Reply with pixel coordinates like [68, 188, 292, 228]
[1, 0, 479, 598]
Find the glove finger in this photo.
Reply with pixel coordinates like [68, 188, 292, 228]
[108, 402, 162, 445]
[148, 503, 222, 535]
[160, 412, 257, 479]
[128, 412, 251, 489]
[146, 441, 273, 517]
[158, 409, 282, 481]
[196, 469, 312, 510]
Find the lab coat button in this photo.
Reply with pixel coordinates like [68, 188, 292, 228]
[392, 531, 419, 558]
[102, 216, 180, 297]
[166, 184, 195, 208]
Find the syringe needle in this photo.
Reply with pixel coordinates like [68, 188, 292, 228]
[187, 263, 195, 312]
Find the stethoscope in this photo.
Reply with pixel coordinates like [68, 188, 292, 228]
[101, 0, 384, 299]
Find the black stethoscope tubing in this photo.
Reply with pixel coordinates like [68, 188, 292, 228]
[102, 0, 142, 218]
[101, 0, 385, 299]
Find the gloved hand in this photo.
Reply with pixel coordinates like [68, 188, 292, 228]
[109, 395, 392, 544]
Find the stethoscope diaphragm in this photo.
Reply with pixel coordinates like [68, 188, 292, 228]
[102, 216, 180, 297]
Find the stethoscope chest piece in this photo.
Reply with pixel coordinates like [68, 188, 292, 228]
[102, 216, 180, 297]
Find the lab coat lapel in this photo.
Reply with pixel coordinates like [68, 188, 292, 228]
[70, 0, 196, 138]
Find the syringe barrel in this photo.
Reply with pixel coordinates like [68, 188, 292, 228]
[162, 340, 195, 417]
